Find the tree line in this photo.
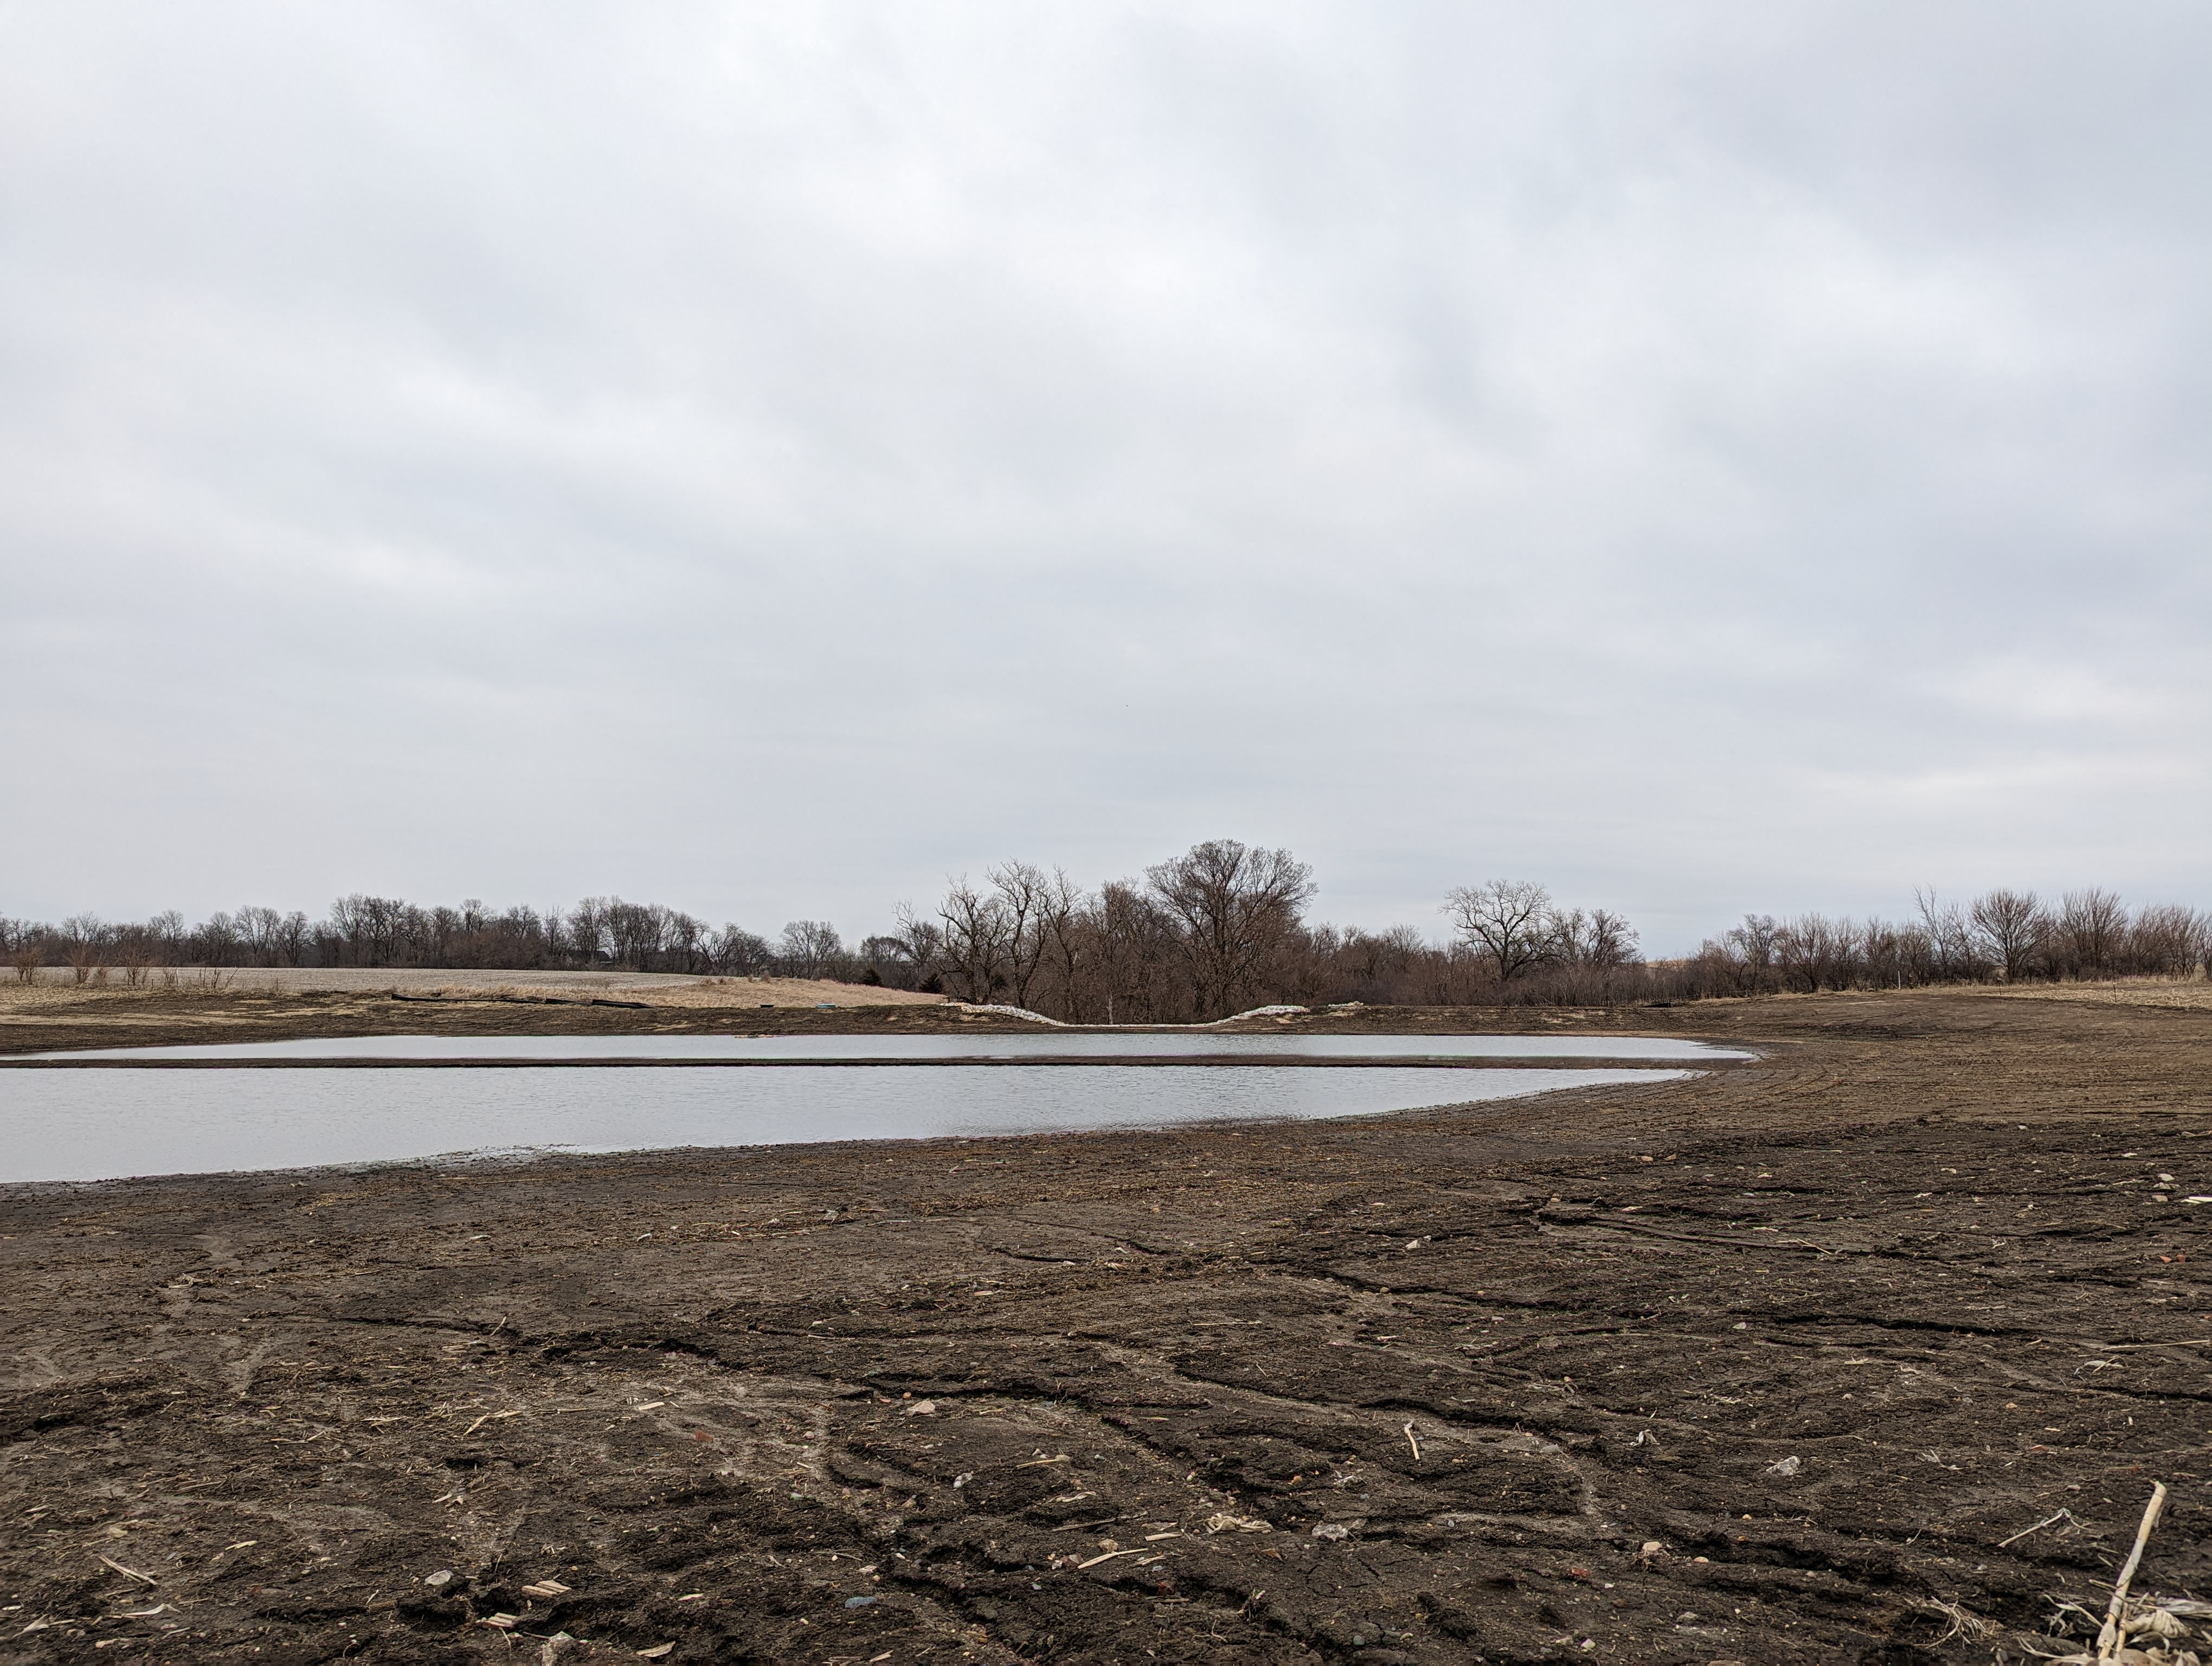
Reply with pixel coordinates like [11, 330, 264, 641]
[5, 843, 2207, 1015]
[1674, 887, 2212, 996]
[0, 898, 862, 987]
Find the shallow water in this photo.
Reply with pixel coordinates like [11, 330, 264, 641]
[20, 1031, 1748, 1063]
[0, 1065, 1688, 1184]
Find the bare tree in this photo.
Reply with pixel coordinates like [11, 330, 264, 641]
[1444, 881, 1554, 984]
[1914, 888, 1986, 982]
[886, 906, 947, 991]
[1147, 840, 1316, 1020]
[1969, 889, 2046, 983]
[777, 920, 845, 980]
[1774, 914, 1863, 992]
[234, 905, 281, 965]
[563, 899, 610, 967]
[1031, 868, 1089, 1022]
[2057, 888, 2128, 980]
[60, 914, 108, 985]
[713, 924, 776, 976]
[987, 861, 1055, 1013]
[1727, 915, 1779, 973]
[1549, 907, 1640, 969]
[2124, 904, 2210, 978]
[1092, 880, 1181, 1024]
[935, 879, 1013, 1003]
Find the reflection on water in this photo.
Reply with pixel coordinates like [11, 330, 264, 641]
[0, 1065, 1690, 1184]
[24, 1032, 1749, 1063]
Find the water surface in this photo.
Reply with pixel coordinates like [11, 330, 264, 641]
[20, 1031, 1748, 1064]
[0, 1065, 1687, 1184]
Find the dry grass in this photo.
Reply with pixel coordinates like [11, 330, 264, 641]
[1917, 973, 2212, 1013]
[0, 967, 944, 1010]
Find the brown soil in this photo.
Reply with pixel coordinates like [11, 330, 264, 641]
[3, 992, 2210, 1665]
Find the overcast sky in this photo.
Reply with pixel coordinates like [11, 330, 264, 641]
[4, 3, 2209, 952]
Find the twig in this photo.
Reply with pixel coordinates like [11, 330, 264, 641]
[2094, 1482, 2167, 1664]
[1998, 1508, 2079, 1548]
[97, 1555, 157, 1586]
[1076, 1548, 1147, 1569]
[1403, 1422, 1422, 1462]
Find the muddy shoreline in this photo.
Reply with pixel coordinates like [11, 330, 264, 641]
[4, 992, 2210, 1664]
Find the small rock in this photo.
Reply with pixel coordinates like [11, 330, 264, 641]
[1766, 1454, 1802, 1477]
[1638, 1540, 1666, 1559]
[1311, 1522, 1351, 1541]
[423, 1569, 453, 1588]
[902, 1400, 936, 1417]
[844, 1594, 877, 1610]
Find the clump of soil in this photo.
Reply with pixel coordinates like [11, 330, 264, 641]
[3, 992, 2209, 1663]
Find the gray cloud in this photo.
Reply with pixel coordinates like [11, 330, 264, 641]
[4, 2, 2208, 951]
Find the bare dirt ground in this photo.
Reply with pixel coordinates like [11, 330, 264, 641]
[3, 991, 2210, 1665]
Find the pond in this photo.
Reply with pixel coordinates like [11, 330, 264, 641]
[0, 1059, 1696, 1184]
[15, 1031, 1750, 1064]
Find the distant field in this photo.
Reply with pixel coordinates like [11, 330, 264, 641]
[0, 966, 944, 1009]
[1915, 972, 2212, 1011]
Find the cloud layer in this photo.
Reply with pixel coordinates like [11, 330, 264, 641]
[5, 3, 2209, 950]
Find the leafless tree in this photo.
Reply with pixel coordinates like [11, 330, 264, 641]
[1727, 915, 1779, 973]
[236, 905, 283, 964]
[600, 900, 660, 970]
[562, 898, 609, 967]
[1091, 880, 1182, 1024]
[1901, 889, 1979, 982]
[59, 914, 108, 985]
[1969, 889, 2047, 983]
[776, 920, 845, 980]
[149, 911, 186, 964]
[2125, 904, 2209, 978]
[2057, 888, 2128, 979]
[1147, 840, 1316, 1021]
[934, 879, 1014, 1004]
[1771, 914, 1859, 992]
[713, 925, 776, 976]
[1549, 907, 1640, 969]
[1031, 868, 1089, 1022]
[987, 862, 1056, 1013]
[1443, 881, 1554, 984]
[886, 906, 947, 990]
